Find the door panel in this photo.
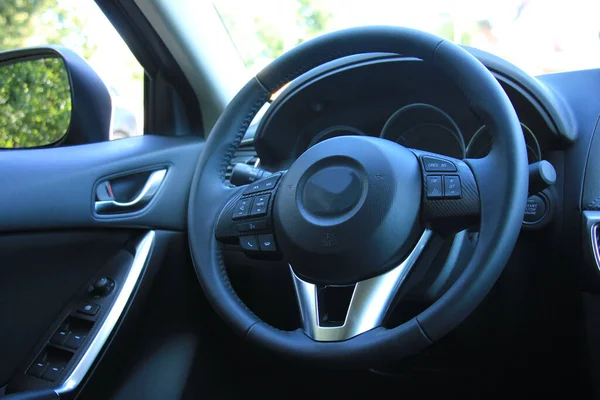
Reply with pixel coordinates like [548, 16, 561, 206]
[0, 136, 204, 397]
[0, 136, 203, 232]
[0, 231, 134, 387]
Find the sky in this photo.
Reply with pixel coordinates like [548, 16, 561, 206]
[214, 0, 600, 75]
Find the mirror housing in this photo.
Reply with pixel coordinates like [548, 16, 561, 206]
[0, 46, 112, 146]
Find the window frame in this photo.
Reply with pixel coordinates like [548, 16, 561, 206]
[95, 0, 204, 138]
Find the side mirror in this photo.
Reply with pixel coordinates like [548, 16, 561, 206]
[0, 46, 112, 148]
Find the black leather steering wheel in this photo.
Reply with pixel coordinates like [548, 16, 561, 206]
[188, 26, 528, 368]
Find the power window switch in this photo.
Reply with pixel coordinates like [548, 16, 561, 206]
[65, 333, 86, 350]
[42, 365, 64, 382]
[27, 361, 48, 378]
[50, 329, 70, 346]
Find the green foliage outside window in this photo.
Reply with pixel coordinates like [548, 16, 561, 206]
[0, 57, 71, 148]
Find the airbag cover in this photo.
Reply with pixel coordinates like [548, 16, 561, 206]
[274, 136, 422, 284]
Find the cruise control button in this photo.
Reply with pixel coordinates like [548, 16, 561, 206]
[443, 176, 461, 198]
[426, 176, 443, 199]
[232, 198, 252, 220]
[240, 235, 259, 251]
[258, 234, 277, 252]
[423, 156, 457, 172]
[250, 194, 270, 217]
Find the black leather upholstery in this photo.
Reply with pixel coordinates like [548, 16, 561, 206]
[188, 26, 528, 366]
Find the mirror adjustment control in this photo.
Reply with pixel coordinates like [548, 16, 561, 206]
[88, 276, 115, 298]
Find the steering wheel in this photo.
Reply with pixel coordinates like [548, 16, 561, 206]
[188, 26, 528, 368]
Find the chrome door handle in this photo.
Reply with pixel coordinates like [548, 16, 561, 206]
[95, 169, 167, 214]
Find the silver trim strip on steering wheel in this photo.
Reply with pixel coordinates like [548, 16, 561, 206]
[290, 229, 433, 342]
[54, 231, 155, 395]
[583, 211, 600, 270]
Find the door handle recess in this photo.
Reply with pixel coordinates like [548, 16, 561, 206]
[95, 169, 167, 214]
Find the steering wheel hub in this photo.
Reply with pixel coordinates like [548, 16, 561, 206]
[274, 135, 423, 284]
[301, 164, 365, 218]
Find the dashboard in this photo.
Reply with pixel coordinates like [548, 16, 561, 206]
[252, 53, 568, 172]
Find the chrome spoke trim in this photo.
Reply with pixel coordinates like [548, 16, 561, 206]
[583, 211, 600, 270]
[55, 231, 155, 394]
[290, 229, 433, 342]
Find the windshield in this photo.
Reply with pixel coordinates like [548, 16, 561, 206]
[213, 0, 600, 76]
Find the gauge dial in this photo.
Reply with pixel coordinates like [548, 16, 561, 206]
[380, 103, 465, 159]
[467, 122, 541, 163]
[308, 126, 365, 148]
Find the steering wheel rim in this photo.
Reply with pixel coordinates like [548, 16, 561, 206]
[188, 26, 528, 368]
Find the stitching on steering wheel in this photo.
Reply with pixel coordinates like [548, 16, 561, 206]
[219, 92, 270, 182]
[215, 89, 270, 325]
[216, 243, 258, 318]
[431, 41, 491, 134]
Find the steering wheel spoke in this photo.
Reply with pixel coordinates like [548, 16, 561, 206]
[291, 229, 433, 341]
[215, 173, 283, 256]
[412, 150, 481, 232]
